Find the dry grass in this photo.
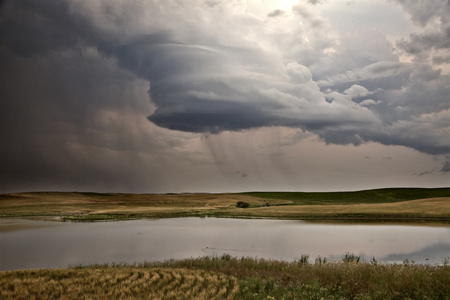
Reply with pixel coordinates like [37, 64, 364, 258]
[1, 258, 449, 299]
[0, 192, 285, 219]
[146, 256, 450, 299]
[221, 197, 450, 220]
[0, 267, 239, 300]
[0, 191, 448, 221]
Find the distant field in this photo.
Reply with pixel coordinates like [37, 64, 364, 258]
[245, 187, 450, 204]
[0, 188, 449, 221]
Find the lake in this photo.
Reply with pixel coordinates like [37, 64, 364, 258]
[0, 217, 449, 270]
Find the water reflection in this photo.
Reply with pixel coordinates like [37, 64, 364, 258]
[0, 218, 449, 270]
[381, 243, 450, 264]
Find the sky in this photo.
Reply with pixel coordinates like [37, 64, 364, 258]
[0, 0, 449, 193]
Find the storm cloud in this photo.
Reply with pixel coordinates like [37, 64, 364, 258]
[0, 0, 448, 193]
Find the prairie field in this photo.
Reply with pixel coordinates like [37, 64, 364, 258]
[1, 188, 449, 299]
[0, 266, 238, 300]
[0, 188, 449, 221]
[1, 256, 449, 299]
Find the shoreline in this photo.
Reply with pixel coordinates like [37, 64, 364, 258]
[1, 214, 450, 227]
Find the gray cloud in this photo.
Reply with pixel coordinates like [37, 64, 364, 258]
[0, 0, 176, 192]
[396, 27, 450, 55]
[388, 0, 448, 27]
[1, 1, 448, 145]
[268, 9, 285, 18]
[235, 171, 248, 178]
[390, 0, 450, 64]
[432, 54, 450, 65]
[416, 170, 434, 176]
[441, 161, 450, 173]
[308, 0, 327, 5]
[204, 0, 220, 8]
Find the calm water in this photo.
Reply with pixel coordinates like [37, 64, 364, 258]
[0, 218, 449, 270]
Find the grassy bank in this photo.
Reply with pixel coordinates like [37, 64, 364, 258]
[1, 256, 449, 299]
[0, 188, 449, 221]
[245, 187, 450, 204]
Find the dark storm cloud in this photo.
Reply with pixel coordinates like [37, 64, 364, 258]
[69, 7, 381, 142]
[0, 0, 169, 192]
[1, 0, 449, 195]
[0, 49, 157, 192]
[149, 99, 270, 133]
[318, 58, 449, 154]
[65, 1, 448, 157]
[0, 1, 73, 56]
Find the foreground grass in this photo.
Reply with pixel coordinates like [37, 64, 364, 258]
[0, 188, 449, 221]
[1, 256, 449, 299]
[0, 267, 238, 300]
[149, 256, 450, 299]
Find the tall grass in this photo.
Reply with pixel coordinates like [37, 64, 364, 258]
[143, 255, 450, 299]
[1, 256, 449, 299]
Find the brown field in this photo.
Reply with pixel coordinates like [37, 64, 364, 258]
[222, 197, 450, 220]
[0, 267, 238, 300]
[0, 191, 449, 221]
[0, 192, 274, 218]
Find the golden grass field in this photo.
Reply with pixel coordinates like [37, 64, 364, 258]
[229, 197, 450, 219]
[0, 267, 238, 300]
[0, 191, 449, 221]
[0, 192, 270, 218]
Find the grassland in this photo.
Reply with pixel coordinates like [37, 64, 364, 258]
[1, 256, 449, 299]
[0, 266, 238, 299]
[245, 187, 450, 204]
[1, 189, 449, 299]
[0, 188, 449, 221]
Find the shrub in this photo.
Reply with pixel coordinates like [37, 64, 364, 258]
[236, 201, 249, 208]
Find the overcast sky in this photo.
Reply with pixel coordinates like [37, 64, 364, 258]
[0, 0, 449, 193]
